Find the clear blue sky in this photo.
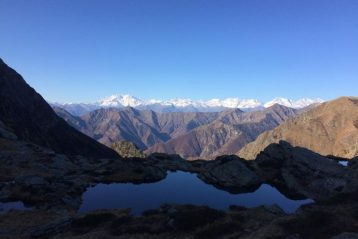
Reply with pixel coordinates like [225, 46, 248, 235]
[0, 0, 357, 103]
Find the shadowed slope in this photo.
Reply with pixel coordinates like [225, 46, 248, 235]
[0, 58, 119, 159]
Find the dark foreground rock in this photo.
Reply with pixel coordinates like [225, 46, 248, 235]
[1, 197, 352, 239]
[252, 141, 354, 201]
[48, 204, 285, 239]
[257, 192, 358, 239]
[197, 155, 262, 193]
[331, 233, 358, 239]
[1, 198, 357, 239]
[1, 141, 358, 238]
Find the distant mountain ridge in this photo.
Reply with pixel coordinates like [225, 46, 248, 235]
[54, 104, 301, 159]
[145, 104, 299, 159]
[51, 95, 324, 116]
[54, 107, 220, 150]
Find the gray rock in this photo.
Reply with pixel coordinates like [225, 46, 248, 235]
[61, 195, 81, 209]
[255, 141, 349, 200]
[0, 229, 11, 237]
[15, 175, 49, 187]
[26, 217, 72, 237]
[149, 153, 194, 171]
[331, 233, 358, 239]
[263, 204, 285, 215]
[286, 234, 302, 239]
[0, 120, 17, 140]
[50, 154, 75, 170]
[198, 155, 262, 193]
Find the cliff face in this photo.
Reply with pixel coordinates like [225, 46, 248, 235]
[238, 97, 358, 160]
[0, 58, 119, 159]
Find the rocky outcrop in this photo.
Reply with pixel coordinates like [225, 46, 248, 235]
[0, 58, 119, 159]
[331, 233, 358, 239]
[18, 197, 357, 239]
[248, 193, 358, 239]
[198, 155, 262, 193]
[239, 97, 358, 160]
[1, 134, 357, 238]
[46, 204, 286, 239]
[147, 153, 195, 172]
[0, 135, 167, 214]
[252, 141, 353, 200]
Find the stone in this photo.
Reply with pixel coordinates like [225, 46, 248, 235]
[331, 233, 358, 239]
[198, 155, 262, 193]
[263, 204, 285, 215]
[15, 175, 49, 187]
[253, 141, 349, 200]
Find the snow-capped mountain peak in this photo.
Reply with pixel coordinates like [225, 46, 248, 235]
[165, 98, 196, 108]
[264, 97, 294, 108]
[99, 94, 144, 107]
[264, 97, 324, 108]
[293, 98, 324, 108]
[98, 95, 322, 110]
[52, 94, 325, 116]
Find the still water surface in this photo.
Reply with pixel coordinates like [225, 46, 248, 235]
[80, 171, 313, 214]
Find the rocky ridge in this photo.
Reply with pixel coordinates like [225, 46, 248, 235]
[239, 97, 358, 160]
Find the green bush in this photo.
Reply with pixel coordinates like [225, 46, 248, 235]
[111, 140, 146, 158]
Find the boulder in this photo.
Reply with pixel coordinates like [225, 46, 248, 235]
[198, 155, 262, 193]
[149, 153, 195, 172]
[254, 141, 349, 200]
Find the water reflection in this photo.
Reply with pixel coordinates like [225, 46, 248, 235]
[80, 171, 313, 214]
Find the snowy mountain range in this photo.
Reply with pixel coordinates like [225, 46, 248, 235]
[51, 95, 324, 116]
